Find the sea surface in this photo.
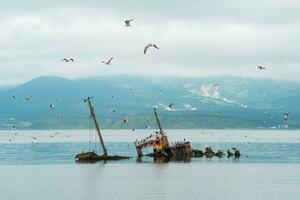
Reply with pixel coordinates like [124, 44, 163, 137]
[0, 129, 300, 200]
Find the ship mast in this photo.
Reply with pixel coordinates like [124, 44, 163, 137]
[153, 107, 164, 135]
[86, 96, 107, 156]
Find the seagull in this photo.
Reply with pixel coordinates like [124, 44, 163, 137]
[128, 87, 134, 91]
[257, 65, 266, 70]
[12, 96, 16, 100]
[109, 108, 117, 113]
[144, 44, 159, 54]
[124, 19, 134, 27]
[283, 112, 290, 120]
[102, 57, 113, 65]
[214, 83, 220, 88]
[54, 98, 60, 102]
[168, 103, 174, 108]
[25, 97, 32, 102]
[61, 58, 74, 62]
[31, 136, 37, 140]
[132, 128, 135, 132]
[122, 116, 129, 124]
[50, 104, 55, 109]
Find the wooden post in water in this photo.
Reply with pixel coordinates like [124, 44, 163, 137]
[86, 96, 107, 156]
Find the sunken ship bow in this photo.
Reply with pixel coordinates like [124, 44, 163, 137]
[134, 107, 193, 161]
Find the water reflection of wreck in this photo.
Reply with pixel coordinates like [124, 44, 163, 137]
[134, 107, 192, 162]
[75, 96, 130, 163]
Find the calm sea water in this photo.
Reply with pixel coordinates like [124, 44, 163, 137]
[0, 129, 300, 200]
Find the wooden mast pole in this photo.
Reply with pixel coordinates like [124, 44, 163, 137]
[153, 107, 164, 135]
[86, 97, 107, 156]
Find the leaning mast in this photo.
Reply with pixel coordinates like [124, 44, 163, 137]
[86, 96, 107, 156]
[154, 107, 164, 135]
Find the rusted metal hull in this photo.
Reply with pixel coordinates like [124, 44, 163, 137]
[75, 152, 131, 163]
[142, 142, 193, 162]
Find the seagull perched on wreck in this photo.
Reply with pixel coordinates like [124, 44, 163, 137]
[257, 65, 266, 70]
[124, 19, 134, 27]
[144, 44, 159, 54]
[102, 57, 113, 65]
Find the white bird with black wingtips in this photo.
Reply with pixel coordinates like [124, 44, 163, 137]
[144, 44, 159, 54]
[102, 57, 114, 65]
[124, 19, 134, 27]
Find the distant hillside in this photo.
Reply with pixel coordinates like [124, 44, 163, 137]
[0, 75, 299, 129]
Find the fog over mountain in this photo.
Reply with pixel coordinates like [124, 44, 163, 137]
[0, 75, 299, 129]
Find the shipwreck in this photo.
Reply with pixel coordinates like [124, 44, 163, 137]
[75, 96, 130, 163]
[134, 107, 193, 162]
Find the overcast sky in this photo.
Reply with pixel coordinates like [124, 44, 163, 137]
[1, 0, 300, 85]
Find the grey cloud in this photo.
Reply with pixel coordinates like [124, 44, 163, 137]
[0, 0, 300, 84]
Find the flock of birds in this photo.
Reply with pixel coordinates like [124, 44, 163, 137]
[60, 19, 159, 66]
[3, 19, 292, 144]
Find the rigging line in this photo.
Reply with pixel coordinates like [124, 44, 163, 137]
[89, 116, 92, 151]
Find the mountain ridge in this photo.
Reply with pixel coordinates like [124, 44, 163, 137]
[0, 75, 299, 129]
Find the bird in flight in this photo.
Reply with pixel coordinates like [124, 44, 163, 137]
[144, 44, 159, 54]
[124, 19, 134, 27]
[168, 103, 174, 108]
[25, 97, 32, 102]
[283, 112, 290, 120]
[109, 108, 117, 113]
[257, 65, 266, 70]
[61, 58, 74, 62]
[102, 57, 113, 65]
[145, 124, 151, 129]
[122, 116, 129, 124]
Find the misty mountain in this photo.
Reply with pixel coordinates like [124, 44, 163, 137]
[0, 75, 299, 129]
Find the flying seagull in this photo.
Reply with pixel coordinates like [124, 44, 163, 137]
[109, 108, 117, 113]
[122, 116, 129, 124]
[25, 97, 32, 102]
[144, 44, 159, 54]
[50, 104, 55, 109]
[283, 112, 290, 120]
[102, 57, 113, 65]
[61, 58, 74, 62]
[257, 65, 266, 70]
[168, 103, 174, 108]
[124, 19, 134, 27]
